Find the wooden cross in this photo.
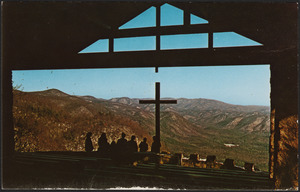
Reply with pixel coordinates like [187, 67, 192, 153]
[139, 82, 177, 153]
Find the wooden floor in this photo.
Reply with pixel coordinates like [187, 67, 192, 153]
[4, 152, 272, 189]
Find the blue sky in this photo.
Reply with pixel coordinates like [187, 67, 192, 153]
[12, 65, 270, 106]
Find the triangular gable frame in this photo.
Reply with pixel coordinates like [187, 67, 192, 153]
[79, 3, 263, 54]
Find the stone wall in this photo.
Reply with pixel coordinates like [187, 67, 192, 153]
[270, 51, 298, 189]
[2, 64, 14, 186]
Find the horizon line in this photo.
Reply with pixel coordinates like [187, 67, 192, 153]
[16, 88, 271, 107]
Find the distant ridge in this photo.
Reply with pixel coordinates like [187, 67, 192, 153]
[109, 97, 270, 113]
[30, 89, 70, 97]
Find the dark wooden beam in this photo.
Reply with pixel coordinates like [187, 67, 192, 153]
[209, 32, 213, 49]
[109, 38, 114, 53]
[156, 5, 161, 50]
[155, 5, 161, 73]
[99, 24, 233, 39]
[184, 7, 190, 26]
[140, 100, 177, 104]
[155, 82, 160, 150]
[10, 46, 277, 71]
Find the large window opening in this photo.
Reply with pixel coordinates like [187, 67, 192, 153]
[12, 65, 270, 171]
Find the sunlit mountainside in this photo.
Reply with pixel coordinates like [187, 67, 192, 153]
[13, 89, 270, 171]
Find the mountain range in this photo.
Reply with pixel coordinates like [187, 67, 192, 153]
[13, 89, 270, 171]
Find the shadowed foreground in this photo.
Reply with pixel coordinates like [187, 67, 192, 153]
[4, 152, 271, 189]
